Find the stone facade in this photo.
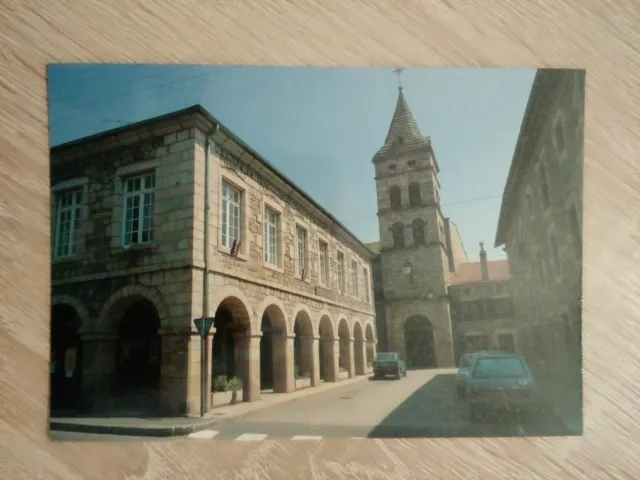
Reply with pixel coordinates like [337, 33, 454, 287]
[50, 106, 377, 417]
[448, 245, 517, 363]
[494, 69, 584, 375]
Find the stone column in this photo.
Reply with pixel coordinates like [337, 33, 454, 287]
[300, 335, 320, 387]
[322, 338, 338, 382]
[273, 330, 295, 394]
[355, 339, 366, 376]
[79, 332, 118, 413]
[158, 328, 194, 416]
[347, 338, 356, 379]
[234, 331, 261, 402]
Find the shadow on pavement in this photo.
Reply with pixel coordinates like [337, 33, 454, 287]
[367, 373, 573, 439]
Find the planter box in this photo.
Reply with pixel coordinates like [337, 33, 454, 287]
[338, 370, 349, 380]
[295, 377, 311, 390]
[211, 390, 242, 408]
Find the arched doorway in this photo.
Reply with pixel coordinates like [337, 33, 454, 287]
[365, 324, 375, 367]
[318, 315, 336, 382]
[353, 322, 365, 376]
[337, 318, 352, 379]
[110, 297, 162, 414]
[293, 310, 314, 388]
[211, 296, 252, 401]
[259, 304, 288, 393]
[404, 315, 436, 369]
[50, 303, 83, 412]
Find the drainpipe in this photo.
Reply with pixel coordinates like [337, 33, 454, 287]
[200, 125, 217, 417]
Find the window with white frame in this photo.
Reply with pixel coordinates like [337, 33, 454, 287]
[263, 207, 279, 266]
[318, 240, 329, 286]
[54, 189, 84, 258]
[363, 266, 370, 303]
[220, 181, 242, 249]
[337, 251, 345, 293]
[122, 172, 155, 246]
[295, 225, 308, 278]
[351, 260, 359, 297]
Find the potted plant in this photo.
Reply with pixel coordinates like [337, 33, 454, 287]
[295, 371, 311, 389]
[339, 366, 349, 380]
[211, 375, 232, 407]
[228, 377, 243, 405]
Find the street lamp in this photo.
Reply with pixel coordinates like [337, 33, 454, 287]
[193, 316, 215, 417]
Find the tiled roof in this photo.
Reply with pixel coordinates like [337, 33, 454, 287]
[374, 87, 433, 159]
[449, 260, 510, 286]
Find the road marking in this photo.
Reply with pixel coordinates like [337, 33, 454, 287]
[291, 435, 323, 441]
[188, 430, 219, 440]
[351, 437, 366, 440]
[236, 433, 269, 442]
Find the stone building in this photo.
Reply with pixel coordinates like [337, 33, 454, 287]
[49, 105, 378, 417]
[448, 243, 516, 360]
[494, 68, 584, 374]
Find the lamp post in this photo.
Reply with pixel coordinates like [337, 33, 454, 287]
[193, 317, 215, 417]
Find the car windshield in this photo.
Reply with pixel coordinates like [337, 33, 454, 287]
[376, 352, 397, 361]
[459, 355, 473, 368]
[472, 357, 528, 379]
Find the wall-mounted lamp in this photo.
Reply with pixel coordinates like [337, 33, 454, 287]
[402, 260, 413, 277]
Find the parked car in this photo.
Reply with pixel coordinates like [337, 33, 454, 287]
[455, 351, 504, 399]
[465, 353, 539, 423]
[372, 352, 407, 380]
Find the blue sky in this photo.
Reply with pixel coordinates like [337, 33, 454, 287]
[48, 65, 535, 262]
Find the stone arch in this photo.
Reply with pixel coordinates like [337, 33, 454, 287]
[256, 296, 290, 334]
[337, 317, 353, 378]
[404, 315, 436, 369]
[389, 185, 402, 210]
[211, 290, 254, 403]
[391, 222, 405, 249]
[50, 296, 87, 411]
[365, 323, 375, 366]
[352, 320, 366, 376]
[51, 294, 91, 332]
[257, 300, 289, 393]
[97, 285, 166, 415]
[408, 182, 422, 206]
[98, 285, 170, 333]
[293, 303, 314, 333]
[318, 313, 336, 382]
[293, 307, 315, 388]
[412, 218, 426, 246]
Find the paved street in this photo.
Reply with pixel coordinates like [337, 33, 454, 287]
[49, 431, 171, 442]
[51, 368, 574, 443]
[179, 368, 572, 442]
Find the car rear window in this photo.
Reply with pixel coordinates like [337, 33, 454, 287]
[472, 357, 528, 379]
[376, 352, 397, 361]
[459, 355, 472, 368]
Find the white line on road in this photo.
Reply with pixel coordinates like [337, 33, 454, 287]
[236, 433, 269, 442]
[291, 435, 323, 441]
[350, 437, 366, 440]
[188, 430, 219, 440]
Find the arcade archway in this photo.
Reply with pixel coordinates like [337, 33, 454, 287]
[404, 315, 436, 369]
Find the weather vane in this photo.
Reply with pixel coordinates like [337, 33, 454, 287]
[393, 68, 405, 89]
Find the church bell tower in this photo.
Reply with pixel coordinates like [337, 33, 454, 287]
[371, 74, 455, 369]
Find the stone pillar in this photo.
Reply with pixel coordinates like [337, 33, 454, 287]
[79, 332, 118, 413]
[158, 328, 194, 416]
[273, 331, 295, 393]
[300, 335, 321, 387]
[355, 339, 366, 376]
[322, 338, 338, 382]
[234, 331, 261, 402]
[347, 338, 356, 378]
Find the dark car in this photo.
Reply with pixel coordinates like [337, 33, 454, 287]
[465, 353, 538, 423]
[455, 350, 505, 399]
[372, 352, 407, 380]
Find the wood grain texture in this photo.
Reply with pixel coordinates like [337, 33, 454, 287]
[1, 0, 639, 478]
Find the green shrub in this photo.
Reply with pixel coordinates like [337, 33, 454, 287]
[213, 375, 229, 392]
[228, 376, 243, 392]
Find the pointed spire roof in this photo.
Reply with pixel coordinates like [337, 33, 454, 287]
[384, 87, 423, 144]
[373, 86, 436, 168]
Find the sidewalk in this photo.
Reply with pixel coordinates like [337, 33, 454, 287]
[50, 375, 371, 438]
